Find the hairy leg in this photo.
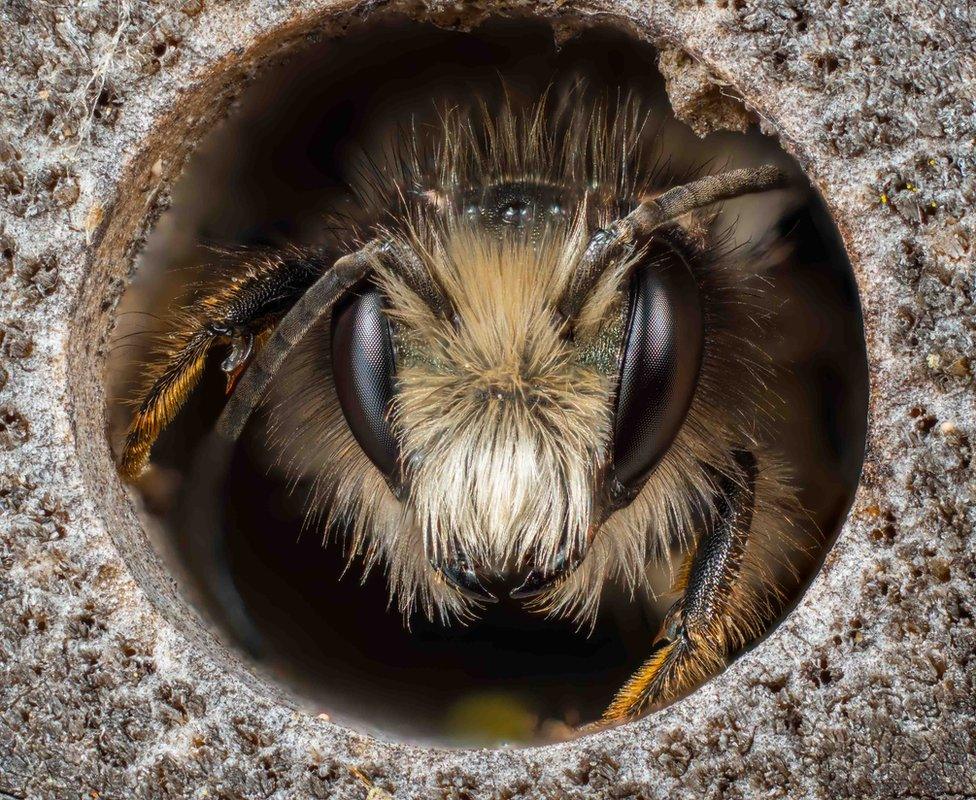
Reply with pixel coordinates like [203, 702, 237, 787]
[604, 449, 764, 721]
[171, 244, 378, 654]
[118, 248, 332, 480]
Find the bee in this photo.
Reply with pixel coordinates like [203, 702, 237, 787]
[117, 93, 804, 722]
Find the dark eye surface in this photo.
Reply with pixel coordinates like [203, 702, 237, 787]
[331, 285, 400, 479]
[611, 236, 703, 495]
[462, 183, 577, 233]
[500, 201, 530, 224]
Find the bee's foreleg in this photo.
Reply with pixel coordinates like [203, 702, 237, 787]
[117, 250, 329, 480]
[604, 449, 761, 721]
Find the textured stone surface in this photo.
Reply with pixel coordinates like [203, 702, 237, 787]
[656, 44, 755, 136]
[0, 0, 974, 798]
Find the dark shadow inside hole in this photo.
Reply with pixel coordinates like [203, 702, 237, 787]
[109, 16, 868, 745]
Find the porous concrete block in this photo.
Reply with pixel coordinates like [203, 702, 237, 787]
[1, 0, 973, 798]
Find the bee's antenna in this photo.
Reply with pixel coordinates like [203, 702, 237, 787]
[208, 235, 451, 448]
[560, 165, 790, 320]
[215, 241, 379, 442]
[380, 236, 454, 321]
[172, 240, 383, 656]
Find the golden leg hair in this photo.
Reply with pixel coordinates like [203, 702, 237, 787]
[117, 248, 331, 480]
[604, 449, 771, 721]
[151, 246, 378, 654]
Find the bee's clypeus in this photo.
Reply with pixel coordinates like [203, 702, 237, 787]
[118, 97, 805, 722]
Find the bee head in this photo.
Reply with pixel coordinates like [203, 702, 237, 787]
[268, 98, 790, 621]
[331, 181, 704, 601]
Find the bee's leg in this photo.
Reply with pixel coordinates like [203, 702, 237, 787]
[173, 244, 378, 656]
[118, 250, 331, 481]
[604, 449, 761, 721]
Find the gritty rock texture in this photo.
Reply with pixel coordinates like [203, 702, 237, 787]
[1, 0, 974, 798]
[656, 44, 755, 136]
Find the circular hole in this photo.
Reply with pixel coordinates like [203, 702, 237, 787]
[107, 16, 868, 746]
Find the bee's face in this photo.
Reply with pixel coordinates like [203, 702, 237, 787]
[330, 181, 704, 601]
[252, 98, 796, 625]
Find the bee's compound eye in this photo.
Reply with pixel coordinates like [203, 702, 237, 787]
[611, 237, 704, 499]
[331, 286, 400, 480]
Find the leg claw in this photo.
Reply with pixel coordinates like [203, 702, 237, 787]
[603, 610, 723, 722]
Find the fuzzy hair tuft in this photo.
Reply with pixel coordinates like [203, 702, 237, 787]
[262, 93, 807, 628]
